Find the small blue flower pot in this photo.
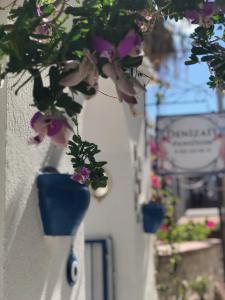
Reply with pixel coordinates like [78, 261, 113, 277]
[142, 202, 165, 234]
[37, 173, 90, 236]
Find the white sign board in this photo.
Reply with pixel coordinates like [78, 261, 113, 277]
[156, 113, 225, 175]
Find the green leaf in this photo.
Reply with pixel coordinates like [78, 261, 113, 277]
[184, 60, 198, 65]
[42, 4, 55, 16]
[201, 55, 214, 62]
[56, 93, 82, 116]
[72, 134, 82, 143]
[49, 66, 63, 98]
[192, 47, 209, 55]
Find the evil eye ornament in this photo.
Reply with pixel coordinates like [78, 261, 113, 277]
[66, 250, 78, 286]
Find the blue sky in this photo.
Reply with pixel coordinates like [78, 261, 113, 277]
[146, 22, 224, 121]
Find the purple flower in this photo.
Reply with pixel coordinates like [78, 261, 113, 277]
[202, 2, 214, 17]
[34, 4, 49, 36]
[91, 36, 115, 55]
[29, 111, 72, 147]
[36, 4, 42, 17]
[91, 30, 142, 60]
[185, 9, 199, 20]
[185, 1, 215, 27]
[71, 167, 91, 184]
[185, 2, 214, 20]
[59, 50, 99, 93]
[91, 31, 144, 111]
[117, 29, 142, 58]
[38, 23, 49, 35]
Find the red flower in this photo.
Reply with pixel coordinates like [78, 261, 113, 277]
[160, 224, 169, 232]
[151, 175, 160, 189]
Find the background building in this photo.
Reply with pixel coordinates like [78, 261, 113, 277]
[0, 55, 157, 299]
[83, 78, 158, 300]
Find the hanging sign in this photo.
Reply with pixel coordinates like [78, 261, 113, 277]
[156, 113, 225, 175]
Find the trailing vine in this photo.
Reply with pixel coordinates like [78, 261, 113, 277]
[0, 0, 224, 188]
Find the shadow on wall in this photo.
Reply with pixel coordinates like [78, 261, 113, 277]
[6, 144, 64, 254]
[5, 182, 83, 300]
[140, 235, 158, 300]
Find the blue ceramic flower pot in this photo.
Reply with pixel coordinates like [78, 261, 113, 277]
[37, 173, 90, 236]
[142, 202, 165, 234]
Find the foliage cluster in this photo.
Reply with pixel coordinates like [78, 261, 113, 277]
[156, 188, 212, 300]
[158, 221, 216, 243]
[0, 0, 225, 187]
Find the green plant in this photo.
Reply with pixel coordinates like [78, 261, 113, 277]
[158, 222, 214, 243]
[68, 135, 108, 189]
[154, 180, 212, 300]
[0, 0, 225, 189]
[157, 275, 209, 300]
[190, 276, 208, 300]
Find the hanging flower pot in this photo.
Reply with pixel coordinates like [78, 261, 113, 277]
[37, 173, 90, 236]
[142, 202, 165, 234]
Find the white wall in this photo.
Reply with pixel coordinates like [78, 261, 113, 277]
[0, 7, 8, 299]
[83, 78, 158, 300]
[1, 76, 86, 299]
[0, 76, 6, 300]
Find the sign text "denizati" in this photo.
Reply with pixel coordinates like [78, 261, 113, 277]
[167, 128, 217, 139]
[156, 113, 225, 175]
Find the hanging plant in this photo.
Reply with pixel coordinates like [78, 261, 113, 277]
[141, 173, 165, 234]
[0, 0, 224, 190]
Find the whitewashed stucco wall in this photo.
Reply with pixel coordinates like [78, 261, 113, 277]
[0, 79, 6, 300]
[0, 8, 8, 299]
[83, 78, 158, 300]
[1, 76, 86, 300]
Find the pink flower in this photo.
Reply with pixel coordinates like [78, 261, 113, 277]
[158, 136, 169, 169]
[36, 4, 42, 17]
[151, 175, 160, 189]
[91, 36, 116, 62]
[91, 30, 142, 61]
[101, 60, 145, 109]
[185, 2, 214, 19]
[207, 220, 216, 229]
[91, 32, 145, 110]
[71, 167, 91, 184]
[139, 9, 152, 21]
[117, 29, 143, 58]
[149, 140, 158, 155]
[35, 5, 49, 36]
[59, 50, 99, 98]
[29, 111, 72, 147]
[185, 2, 215, 27]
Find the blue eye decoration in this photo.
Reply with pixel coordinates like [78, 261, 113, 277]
[66, 249, 78, 286]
